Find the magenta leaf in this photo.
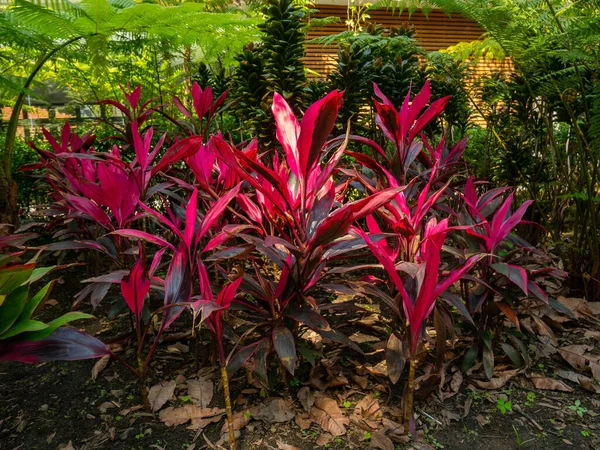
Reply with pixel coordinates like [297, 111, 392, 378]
[272, 92, 301, 179]
[491, 263, 529, 295]
[296, 90, 343, 179]
[0, 328, 112, 363]
[162, 244, 192, 330]
[110, 230, 175, 251]
[151, 135, 203, 176]
[120, 256, 150, 321]
[197, 183, 241, 241]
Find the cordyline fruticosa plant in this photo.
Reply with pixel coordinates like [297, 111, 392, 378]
[210, 90, 403, 383]
[5, 80, 566, 447]
[335, 81, 564, 429]
[451, 177, 567, 378]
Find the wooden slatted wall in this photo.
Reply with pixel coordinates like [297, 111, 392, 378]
[305, 5, 508, 78]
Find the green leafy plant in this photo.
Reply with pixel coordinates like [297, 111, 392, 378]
[568, 400, 587, 418]
[496, 397, 512, 414]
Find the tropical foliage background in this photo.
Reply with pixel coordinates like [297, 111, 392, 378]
[1, 0, 600, 449]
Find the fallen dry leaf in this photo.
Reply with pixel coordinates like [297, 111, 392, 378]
[450, 371, 463, 393]
[370, 432, 394, 450]
[471, 370, 518, 390]
[579, 377, 600, 394]
[159, 405, 224, 429]
[91, 355, 110, 381]
[315, 433, 332, 446]
[252, 398, 295, 424]
[527, 373, 573, 392]
[349, 332, 380, 344]
[148, 380, 177, 413]
[98, 401, 116, 411]
[58, 441, 76, 450]
[381, 417, 404, 438]
[352, 395, 381, 429]
[220, 409, 252, 435]
[187, 377, 213, 408]
[167, 342, 189, 354]
[311, 395, 349, 437]
[559, 345, 600, 381]
[588, 302, 600, 316]
[276, 441, 301, 450]
[365, 361, 388, 377]
[557, 297, 593, 319]
[295, 413, 312, 430]
[475, 414, 490, 426]
[352, 375, 369, 390]
[297, 386, 316, 413]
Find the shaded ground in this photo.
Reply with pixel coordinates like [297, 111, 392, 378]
[2, 269, 600, 450]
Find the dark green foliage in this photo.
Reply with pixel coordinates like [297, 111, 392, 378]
[231, 43, 272, 142]
[259, 0, 307, 111]
[194, 61, 230, 100]
[425, 52, 472, 140]
[327, 24, 423, 135]
[231, 0, 308, 146]
[428, 0, 600, 298]
[327, 40, 373, 133]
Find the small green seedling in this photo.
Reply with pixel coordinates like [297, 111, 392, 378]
[343, 400, 351, 408]
[581, 430, 591, 437]
[525, 392, 535, 407]
[568, 400, 587, 417]
[513, 425, 535, 448]
[243, 410, 252, 420]
[289, 378, 300, 388]
[363, 431, 372, 441]
[496, 397, 512, 414]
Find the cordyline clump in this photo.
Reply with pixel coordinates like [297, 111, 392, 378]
[1, 80, 565, 448]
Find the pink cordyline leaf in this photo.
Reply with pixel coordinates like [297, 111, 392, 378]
[110, 229, 175, 251]
[186, 143, 215, 189]
[298, 90, 343, 180]
[209, 90, 229, 118]
[372, 81, 449, 180]
[205, 278, 243, 361]
[359, 217, 479, 354]
[162, 244, 192, 331]
[196, 183, 242, 242]
[151, 135, 204, 176]
[272, 92, 301, 179]
[120, 256, 150, 321]
[120, 84, 141, 110]
[237, 193, 263, 224]
[97, 163, 139, 227]
[0, 328, 112, 363]
[66, 194, 112, 229]
[273, 90, 343, 185]
[490, 263, 528, 295]
[183, 189, 198, 250]
[131, 122, 153, 172]
[172, 95, 192, 118]
[191, 82, 213, 121]
[489, 195, 533, 251]
[137, 200, 184, 241]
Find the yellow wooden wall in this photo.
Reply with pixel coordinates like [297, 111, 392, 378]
[304, 5, 509, 78]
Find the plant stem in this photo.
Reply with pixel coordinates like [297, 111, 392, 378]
[404, 357, 416, 427]
[220, 366, 236, 450]
[138, 352, 150, 412]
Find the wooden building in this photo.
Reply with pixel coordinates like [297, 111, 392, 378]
[304, 1, 511, 78]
